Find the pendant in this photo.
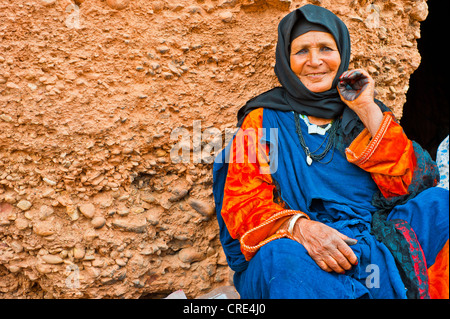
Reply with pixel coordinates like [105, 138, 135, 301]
[306, 155, 313, 166]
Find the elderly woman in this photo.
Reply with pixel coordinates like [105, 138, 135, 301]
[213, 4, 449, 299]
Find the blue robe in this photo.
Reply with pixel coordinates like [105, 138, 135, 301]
[213, 109, 449, 299]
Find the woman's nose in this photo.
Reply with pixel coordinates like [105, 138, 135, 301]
[308, 50, 322, 66]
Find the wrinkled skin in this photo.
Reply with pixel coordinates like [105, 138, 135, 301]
[292, 218, 358, 274]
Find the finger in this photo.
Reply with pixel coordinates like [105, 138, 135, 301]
[339, 72, 365, 94]
[339, 70, 350, 80]
[338, 232, 357, 244]
[340, 70, 362, 81]
[348, 70, 362, 82]
[333, 253, 353, 272]
[315, 259, 333, 273]
[337, 80, 346, 91]
[345, 73, 366, 87]
[337, 241, 358, 267]
[338, 234, 359, 265]
[340, 70, 356, 79]
[344, 238, 358, 246]
[323, 253, 347, 274]
[330, 242, 356, 271]
[357, 80, 370, 93]
[337, 83, 358, 101]
[341, 70, 371, 90]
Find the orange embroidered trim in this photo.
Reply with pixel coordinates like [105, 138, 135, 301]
[240, 232, 296, 254]
[348, 113, 392, 166]
[239, 209, 309, 253]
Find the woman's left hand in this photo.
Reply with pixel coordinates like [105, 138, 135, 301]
[337, 69, 383, 136]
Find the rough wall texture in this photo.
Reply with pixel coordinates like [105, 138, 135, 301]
[0, 0, 427, 298]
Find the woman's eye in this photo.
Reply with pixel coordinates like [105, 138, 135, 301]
[321, 46, 333, 52]
[295, 49, 307, 55]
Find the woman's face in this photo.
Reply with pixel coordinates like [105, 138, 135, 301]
[290, 31, 341, 93]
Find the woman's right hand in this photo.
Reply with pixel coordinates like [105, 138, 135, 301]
[292, 218, 358, 274]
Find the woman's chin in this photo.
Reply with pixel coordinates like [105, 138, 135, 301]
[304, 82, 332, 93]
[299, 75, 334, 93]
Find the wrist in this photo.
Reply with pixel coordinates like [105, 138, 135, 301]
[287, 213, 308, 236]
[354, 102, 383, 137]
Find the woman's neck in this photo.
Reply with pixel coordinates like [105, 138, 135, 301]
[307, 116, 333, 126]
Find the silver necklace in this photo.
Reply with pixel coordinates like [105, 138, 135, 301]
[294, 112, 340, 166]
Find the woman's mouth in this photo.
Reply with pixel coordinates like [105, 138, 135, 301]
[306, 72, 326, 79]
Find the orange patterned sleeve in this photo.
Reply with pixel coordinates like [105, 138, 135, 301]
[221, 108, 308, 261]
[345, 112, 416, 198]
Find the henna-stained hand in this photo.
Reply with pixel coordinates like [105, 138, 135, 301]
[337, 70, 370, 102]
[337, 69, 383, 136]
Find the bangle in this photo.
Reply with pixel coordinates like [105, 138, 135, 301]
[287, 213, 307, 235]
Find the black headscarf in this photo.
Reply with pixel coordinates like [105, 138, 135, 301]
[237, 4, 359, 134]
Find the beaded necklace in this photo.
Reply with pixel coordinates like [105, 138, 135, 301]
[294, 112, 341, 166]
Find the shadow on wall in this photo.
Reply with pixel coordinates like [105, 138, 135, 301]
[401, 0, 449, 160]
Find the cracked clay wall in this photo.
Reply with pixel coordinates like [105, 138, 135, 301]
[0, 0, 428, 298]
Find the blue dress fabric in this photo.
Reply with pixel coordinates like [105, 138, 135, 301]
[212, 109, 449, 299]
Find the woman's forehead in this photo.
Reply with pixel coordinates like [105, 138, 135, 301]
[290, 31, 337, 48]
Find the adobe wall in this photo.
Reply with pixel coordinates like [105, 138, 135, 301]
[0, 0, 427, 298]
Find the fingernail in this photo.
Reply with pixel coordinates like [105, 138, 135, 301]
[344, 238, 358, 246]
